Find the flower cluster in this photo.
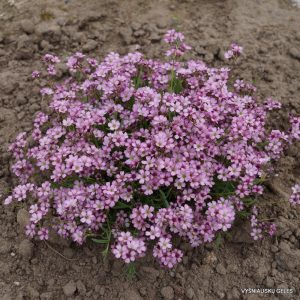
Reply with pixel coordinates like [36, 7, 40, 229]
[4, 30, 300, 268]
[224, 42, 243, 60]
[43, 53, 60, 76]
[250, 206, 276, 240]
[290, 116, 300, 140]
[112, 232, 146, 263]
[163, 29, 191, 57]
[289, 184, 300, 206]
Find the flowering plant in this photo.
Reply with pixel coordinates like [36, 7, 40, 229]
[4, 30, 300, 268]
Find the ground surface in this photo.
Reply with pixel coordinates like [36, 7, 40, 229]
[0, 0, 300, 299]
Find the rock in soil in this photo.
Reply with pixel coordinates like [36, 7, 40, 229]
[62, 280, 77, 297]
[160, 286, 174, 300]
[62, 247, 75, 259]
[289, 48, 300, 61]
[18, 239, 34, 260]
[0, 71, 18, 94]
[216, 263, 227, 275]
[185, 287, 195, 299]
[119, 27, 133, 45]
[0, 237, 10, 254]
[83, 39, 98, 52]
[139, 287, 147, 296]
[17, 209, 30, 229]
[264, 276, 275, 288]
[20, 20, 35, 34]
[27, 286, 39, 299]
[35, 23, 61, 43]
[123, 289, 142, 300]
[140, 266, 160, 282]
[231, 222, 254, 244]
[226, 287, 240, 300]
[76, 280, 86, 295]
[275, 241, 300, 272]
[40, 292, 54, 300]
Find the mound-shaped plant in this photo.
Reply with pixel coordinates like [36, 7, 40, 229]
[4, 30, 300, 268]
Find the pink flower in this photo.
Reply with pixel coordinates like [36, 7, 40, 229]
[38, 228, 49, 240]
[108, 120, 120, 131]
[4, 196, 13, 205]
[264, 98, 282, 110]
[140, 205, 154, 219]
[289, 184, 300, 206]
[25, 223, 36, 238]
[155, 132, 168, 148]
[31, 71, 40, 78]
[43, 54, 60, 64]
[164, 29, 185, 44]
[224, 43, 243, 59]
[250, 227, 263, 240]
[146, 226, 161, 240]
[268, 223, 276, 236]
[290, 117, 300, 140]
[158, 237, 172, 251]
[40, 88, 53, 96]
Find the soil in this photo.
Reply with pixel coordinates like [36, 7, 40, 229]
[0, 0, 300, 299]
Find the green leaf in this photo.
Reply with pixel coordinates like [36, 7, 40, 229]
[242, 198, 257, 206]
[125, 262, 137, 280]
[50, 175, 79, 189]
[102, 247, 109, 258]
[253, 177, 266, 185]
[173, 78, 183, 94]
[214, 233, 222, 249]
[211, 178, 236, 197]
[159, 189, 169, 208]
[167, 111, 176, 121]
[166, 187, 173, 198]
[51, 182, 60, 189]
[134, 76, 142, 89]
[237, 210, 251, 219]
[125, 96, 135, 110]
[91, 238, 109, 244]
[84, 177, 97, 184]
[113, 202, 132, 209]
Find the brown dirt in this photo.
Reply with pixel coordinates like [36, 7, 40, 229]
[0, 0, 300, 299]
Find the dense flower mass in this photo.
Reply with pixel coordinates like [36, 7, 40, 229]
[4, 30, 300, 268]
